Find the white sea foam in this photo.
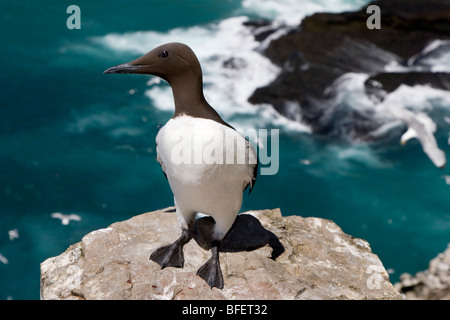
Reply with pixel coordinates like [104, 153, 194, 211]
[95, 15, 312, 133]
[92, 0, 450, 165]
[385, 39, 450, 73]
[241, 0, 371, 25]
[68, 111, 127, 133]
[67, 110, 146, 137]
[328, 72, 450, 167]
[381, 85, 450, 168]
[375, 38, 450, 166]
[86, 0, 373, 136]
[303, 143, 392, 178]
[408, 40, 450, 72]
[333, 72, 450, 118]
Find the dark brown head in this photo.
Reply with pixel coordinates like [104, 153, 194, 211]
[103, 42, 202, 84]
[104, 42, 232, 127]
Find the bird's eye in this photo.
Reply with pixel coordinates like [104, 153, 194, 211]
[159, 50, 169, 58]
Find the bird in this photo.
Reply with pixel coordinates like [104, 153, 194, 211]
[0, 253, 8, 265]
[104, 42, 258, 289]
[396, 110, 446, 169]
[8, 229, 19, 241]
[51, 212, 82, 225]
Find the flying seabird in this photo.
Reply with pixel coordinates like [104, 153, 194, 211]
[8, 229, 19, 241]
[0, 253, 8, 265]
[51, 212, 82, 225]
[104, 42, 258, 289]
[396, 109, 446, 169]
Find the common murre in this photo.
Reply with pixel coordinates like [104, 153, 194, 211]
[104, 42, 258, 289]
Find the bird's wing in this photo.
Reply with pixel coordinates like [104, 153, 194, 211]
[68, 214, 82, 221]
[245, 138, 258, 195]
[155, 124, 169, 180]
[155, 142, 168, 180]
[400, 127, 417, 145]
[414, 123, 446, 168]
[51, 212, 64, 219]
[397, 109, 446, 168]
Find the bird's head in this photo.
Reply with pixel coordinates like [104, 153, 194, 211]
[103, 42, 201, 84]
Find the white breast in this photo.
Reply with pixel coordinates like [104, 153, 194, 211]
[155, 115, 257, 237]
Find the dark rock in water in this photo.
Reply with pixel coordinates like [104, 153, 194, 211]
[222, 57, 247, 70]
[192, 214, 285, 260]
[247, 0, 450, 139]
[242, 19, 280, 43]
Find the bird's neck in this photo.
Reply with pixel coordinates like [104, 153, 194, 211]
[169, 71, 232, 128]
[170, 72, 208, 117]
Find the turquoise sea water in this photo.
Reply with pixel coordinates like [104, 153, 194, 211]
[1, 0, 449, 299]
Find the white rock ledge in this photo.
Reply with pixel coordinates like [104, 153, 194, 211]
[40, 208, 402, 300]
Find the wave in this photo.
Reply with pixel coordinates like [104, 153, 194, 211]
[408, 40, 450, 72]
[67, 109, 146, 137]
[326, 72, 450, 167]
[386, 40, 450, 73]
[382, 41, 450, 166]
[96, 16, 306, 132]
[92, 0, 372, 134]
[85, 0, 450, 168]
[240, 0, 371, 25]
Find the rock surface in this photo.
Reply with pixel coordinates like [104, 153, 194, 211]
[40, 208, 402, 300]
[395, 244, 450, 300]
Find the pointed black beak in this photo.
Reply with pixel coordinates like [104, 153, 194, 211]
[103, 63, 144, 74]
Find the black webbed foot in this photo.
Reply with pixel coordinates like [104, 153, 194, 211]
[150, 229, 192, 269]
[192, 214, 285, 289]
[193, 214, 285, 259]
[196, 243, 224, 289]
[268, 232, 285, 260]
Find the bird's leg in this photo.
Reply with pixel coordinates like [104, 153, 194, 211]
[150, 228, 192, 269]
[196, 241, 224, 289]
